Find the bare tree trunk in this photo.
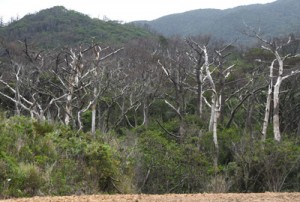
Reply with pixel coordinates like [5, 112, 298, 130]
[209, 96, 215, 132]
[15, 85, 20, 116]
[65, 93, 72, 126]
[273, 77, 282, 142]
[196, 61, 203, 118]
[91, 102, 96, 134]
[273, 56, 284, 142]
[262, 97, 271, 140]
[262, 60, 275, 141]
[91, 86, 97, 134]
[142, 99, 149, 127]
[14, 65, 22, 116]
[213, 97, 219, 170]
[207, 83, 219, 171]
[210, 94, 220, 170]
[185, 38, 205, 119]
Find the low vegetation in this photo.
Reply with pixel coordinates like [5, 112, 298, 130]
[1, 115, 300, 198]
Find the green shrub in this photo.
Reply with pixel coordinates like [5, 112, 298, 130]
[136, 130, 209, 193]
[0, 116, 123, 197]
[32, 121, 54, 136]
[230, 137, 300, 192]
[83, 142, 120, 192]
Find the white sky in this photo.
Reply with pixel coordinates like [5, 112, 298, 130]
[0, 0, 276, 23]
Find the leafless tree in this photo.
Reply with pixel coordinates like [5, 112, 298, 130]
[245, 28, 300, 141]
[158, 37, 193, 140]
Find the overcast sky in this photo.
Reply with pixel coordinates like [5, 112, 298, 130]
[1, 0, 276, 23]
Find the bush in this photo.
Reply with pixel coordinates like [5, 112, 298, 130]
[83, 142, 120, 192]
[0, 116, 123, 197]
[136, 129, 209, 193]
[230, 137, 300, 192]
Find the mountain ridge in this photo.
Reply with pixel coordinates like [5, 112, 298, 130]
[134, 0, 300, 42]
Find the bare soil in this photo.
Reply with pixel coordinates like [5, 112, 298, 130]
[1, 193, 300, 202]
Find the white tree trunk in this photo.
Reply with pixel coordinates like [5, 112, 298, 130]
[91, 86, 97, 134]
[15, 84, 20, 116]
[196, 63, 203, 118]
[213, 95, 220, 169]
[262, 89, 272, 141]
[262, 60, 275, 141]
[65, 93, 72, 126]
[15, 65, 22, 116]
[273, 55, 283, 142]
[273, 78, 282, 142]
[91, 103, 96, 134]
[209, 96, 215, 132]
[203, 46, 219, 169]
[213, 103, 219, 147]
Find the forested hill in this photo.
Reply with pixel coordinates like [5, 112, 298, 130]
[0, 6, 151, 48]
[135, 0, 300, 42]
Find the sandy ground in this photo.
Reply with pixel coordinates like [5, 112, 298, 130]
[1, 193, 300, 202]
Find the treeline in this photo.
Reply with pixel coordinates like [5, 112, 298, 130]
[1, 30, 300, 197]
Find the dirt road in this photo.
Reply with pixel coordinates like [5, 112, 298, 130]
[2, 193, 300, 202]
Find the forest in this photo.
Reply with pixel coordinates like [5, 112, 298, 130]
[1, 19, 300, 198]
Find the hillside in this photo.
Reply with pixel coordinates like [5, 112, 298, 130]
[0, 6, 151, 48]
[135, 0, 300, 42]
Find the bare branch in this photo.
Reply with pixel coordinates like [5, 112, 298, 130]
[164, 100, 182, 119]
[282, 69, 300, 81]
[0, 78, 33, 106]
[97, 47, 124, 63]
[0, 91, 38, 116]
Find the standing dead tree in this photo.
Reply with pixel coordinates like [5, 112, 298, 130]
[185, 37, 206, 119]
[157, 37, 193, 140]
[121, 39, 163, 128]
[245, 28, 300, 142]
[90, 45, 123, 134]
[186, 37, 235, 169]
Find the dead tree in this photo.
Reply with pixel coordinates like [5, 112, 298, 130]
[121, 38, 163, 128]
[157, 38, 193, 140]
[90, 45, 123, 134]
[247, 31, 300, 142]
[186, 38, 206, 119]
[186, 37, 235, 169]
